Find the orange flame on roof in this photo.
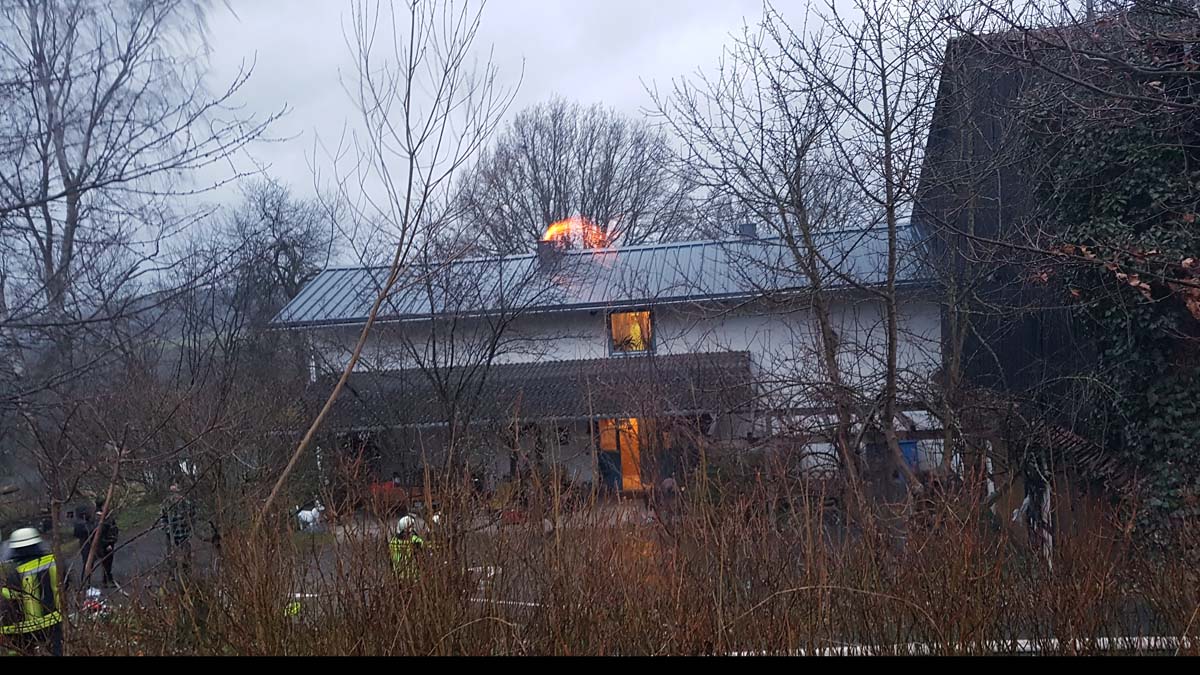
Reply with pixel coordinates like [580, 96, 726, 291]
[541, 216, 609, 249]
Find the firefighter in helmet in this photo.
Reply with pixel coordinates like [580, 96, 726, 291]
[389, 505, 426, 583]
[1, 528, 63, 656]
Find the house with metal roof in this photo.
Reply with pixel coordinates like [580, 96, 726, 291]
[272, 225, 944, 495]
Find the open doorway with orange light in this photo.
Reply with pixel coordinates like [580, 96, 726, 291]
[597, 418, 644, 491]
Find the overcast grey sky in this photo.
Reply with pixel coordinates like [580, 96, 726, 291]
[201, 0, 785, 201]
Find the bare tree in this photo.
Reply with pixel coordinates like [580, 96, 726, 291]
[213, 178, 336, 385]
[454, 98, 696, 254]
[21, 176, 337, 596]
[764, 0, 960, 489]
[258, 0, 516, 524]
[0, 0, 283, 481]
[654, 0, 964, 514]
[651, 13, 869, 512]
[222, 180, 335, 320]
[0, 0, 278, 338]
[0, 1, 284, 620]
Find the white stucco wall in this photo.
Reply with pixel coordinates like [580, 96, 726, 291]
[302, 293, 942, 484]
[307, 294, 943, 411]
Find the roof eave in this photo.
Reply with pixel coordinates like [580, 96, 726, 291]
[270, 278, 938, 331]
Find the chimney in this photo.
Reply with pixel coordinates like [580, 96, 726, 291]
[537, 237, 568, 270]
[737, 222, 757, 238]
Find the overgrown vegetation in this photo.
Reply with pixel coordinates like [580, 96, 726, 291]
[65, 479, 1200, 656]
[1027, 11, 1200, 531]
[4, 0, 1200, 657]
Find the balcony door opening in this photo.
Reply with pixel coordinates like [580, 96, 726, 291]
[598, 418, 644, 491]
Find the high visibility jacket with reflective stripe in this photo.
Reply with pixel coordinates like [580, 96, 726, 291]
[0, 555, 62, 634]
[389, 535, 425, 579]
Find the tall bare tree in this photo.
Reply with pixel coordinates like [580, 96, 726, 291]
[653, 12, 876, 511]
[655, 0, 964, 513]
[214, 178, 336, 384]
[259, 0, 516, 523]
[454, 98, 695, 254]
[0, 0, 278, 338]
[0, 1, 280, 615]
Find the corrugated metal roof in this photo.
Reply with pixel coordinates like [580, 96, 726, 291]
[310, 351, 755, 430]
[273, 227, 928, 328]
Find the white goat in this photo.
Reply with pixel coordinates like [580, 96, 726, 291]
[296, 500, 325, 532]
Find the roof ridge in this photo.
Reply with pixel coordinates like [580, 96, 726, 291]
[315, 225, 912, 273]
[276, 226, 930, 327]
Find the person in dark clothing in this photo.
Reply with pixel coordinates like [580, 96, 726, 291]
[645, 475, 681, 527]
[1, 528, 63, 656]
[72, 505, 95, 582]
[159, 485, 196, 580]
[206, 520, 221, 552]
[86, 500, 119, 588]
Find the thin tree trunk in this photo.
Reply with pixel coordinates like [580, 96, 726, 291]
[83, 448, 122, 587]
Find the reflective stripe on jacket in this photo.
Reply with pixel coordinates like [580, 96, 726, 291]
[388, 534, 425, 580]
[1, 555, 62, 634]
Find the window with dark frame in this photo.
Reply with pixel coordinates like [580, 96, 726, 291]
[609, 309, 653, 354]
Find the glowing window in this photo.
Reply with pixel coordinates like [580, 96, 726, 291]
[597, 418, 643, 491]
[609, 310, 652, 353]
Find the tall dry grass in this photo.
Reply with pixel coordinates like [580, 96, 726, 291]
[68, 473, 1200, 655]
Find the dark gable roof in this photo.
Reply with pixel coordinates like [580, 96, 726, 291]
[310, 351, 756, 430]
[273, 229, 929, 328]
[914, 6, 1183, 239]
[913, 34, 1037, 244]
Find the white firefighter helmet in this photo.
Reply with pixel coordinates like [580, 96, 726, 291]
[396, 514, 425, 536]
[7, 527, 42, 548]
